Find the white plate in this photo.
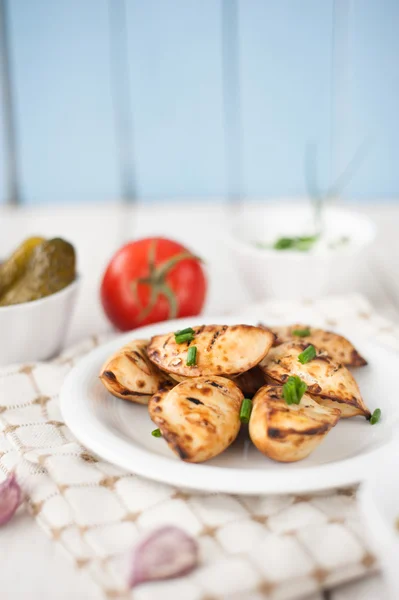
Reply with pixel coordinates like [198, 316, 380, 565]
[60, 315, 398, 495]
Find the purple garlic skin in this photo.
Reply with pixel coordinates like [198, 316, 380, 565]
[0, 474, 22, 526]
[129, 525, 198, 588]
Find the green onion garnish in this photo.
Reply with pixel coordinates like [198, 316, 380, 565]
[369, 408, 381, 425]
[240, 398, 253, 423]
[298, 344, 317, 364]
[282, 376, 307, 405]
[175, 327, 195, 336]
[273, 237, 295, 250]
[151, 428, 162, 437]
[295, 235, 319, 252]
[175, 331, 195, 344]
[186, 346, 197, 366]
[293, 328, 311, 337]
[273, 235, 319, 252]
[298, 235, 318, 243]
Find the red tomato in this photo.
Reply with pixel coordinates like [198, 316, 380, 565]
[100, 237, 207, 331]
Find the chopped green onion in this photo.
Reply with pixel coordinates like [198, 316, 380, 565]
[151, 428, 162, 437]
[175, 327, 195, 336]
[293, 328, 311, 337]
[282, 376, 308, 405]
[273, 235, 319, 252]
[295, 237, 318, 252]
[240, 398, 253, 423]
[298, 344, 317, 364]
[369, 408, 381, 425]
[186, 346, 197, 366]
[273, 237, 295, 250]
[175, 332, 195, 344]
[298, 235, 318, 243]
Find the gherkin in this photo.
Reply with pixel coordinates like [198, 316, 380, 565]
[0, 238, 76, 306]
[0, 236, 45, 298]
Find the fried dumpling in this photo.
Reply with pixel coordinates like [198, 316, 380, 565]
[171, 367, 266, 397]
[148, 376, 243, 463]
[259, 342, 371, 418]
[234, 366, 266, 398]
[270, 324, 367, 367]
[100, 339, 172, 405]
[168, 374, 188, 383]
[249, 384, 340, 462]
[147, 324, 274, 378]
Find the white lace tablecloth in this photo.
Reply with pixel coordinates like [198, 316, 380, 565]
[1, 294, 397, 600]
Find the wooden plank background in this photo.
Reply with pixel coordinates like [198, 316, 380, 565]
[238, 0, 333, 197]
[5, 0, 121, 205]
[343, 0, 399, 199]
[0, 0, 398, 205]
[0, 80, 7, 205]
[124, 0, 226, 199]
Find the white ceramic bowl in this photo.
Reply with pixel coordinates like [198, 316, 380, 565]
[359, 440, 399, 599]
[0, 278, 79, 366]
[228, 204, 376, 300]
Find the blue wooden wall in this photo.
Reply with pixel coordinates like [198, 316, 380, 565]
[0, 90, 6, 204]
[0, 0, 398, 205]
[6, 0, 121, 205]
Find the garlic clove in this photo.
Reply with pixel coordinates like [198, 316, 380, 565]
[129, 526, 198, 588]
[0, 474, 22, 526]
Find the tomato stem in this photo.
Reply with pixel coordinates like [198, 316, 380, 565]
[159, 283, 178, 319]
[131, 244, 203, 323]
[156, 252, 202, 280]
[136, 280, 159, 321]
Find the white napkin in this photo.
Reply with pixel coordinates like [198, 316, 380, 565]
[1, 294, 396, 600]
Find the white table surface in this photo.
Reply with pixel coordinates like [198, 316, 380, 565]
[1, 200, 398, 600]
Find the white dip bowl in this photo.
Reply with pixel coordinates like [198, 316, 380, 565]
[0, 278, 79, 366]
[228, 203, 376, 300]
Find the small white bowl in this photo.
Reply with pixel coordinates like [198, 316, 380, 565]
[359, 440, 399, 599]
[0, 278, 79, 366]
[228, 204, 376, 300]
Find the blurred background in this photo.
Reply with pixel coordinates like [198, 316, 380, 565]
[0, 0, 398, 207]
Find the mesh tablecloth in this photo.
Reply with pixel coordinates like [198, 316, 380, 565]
[1, 294, 398, 600]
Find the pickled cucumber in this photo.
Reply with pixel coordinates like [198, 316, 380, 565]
[0, 238, 76, 306]
[0, 236, 45, 298]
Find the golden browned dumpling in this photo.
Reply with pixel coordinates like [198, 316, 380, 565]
[170, 367, 266, 396]
[259, 342, 370, 419]
[249, 385, 341, 462]
[148, 376, 243, 463]
[100, 340, 172, 405]
[168, 374, 188, 383]
[234, 366, 266, 397]
[270, 324, 367, 367]
[147, 325, 274, 378]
